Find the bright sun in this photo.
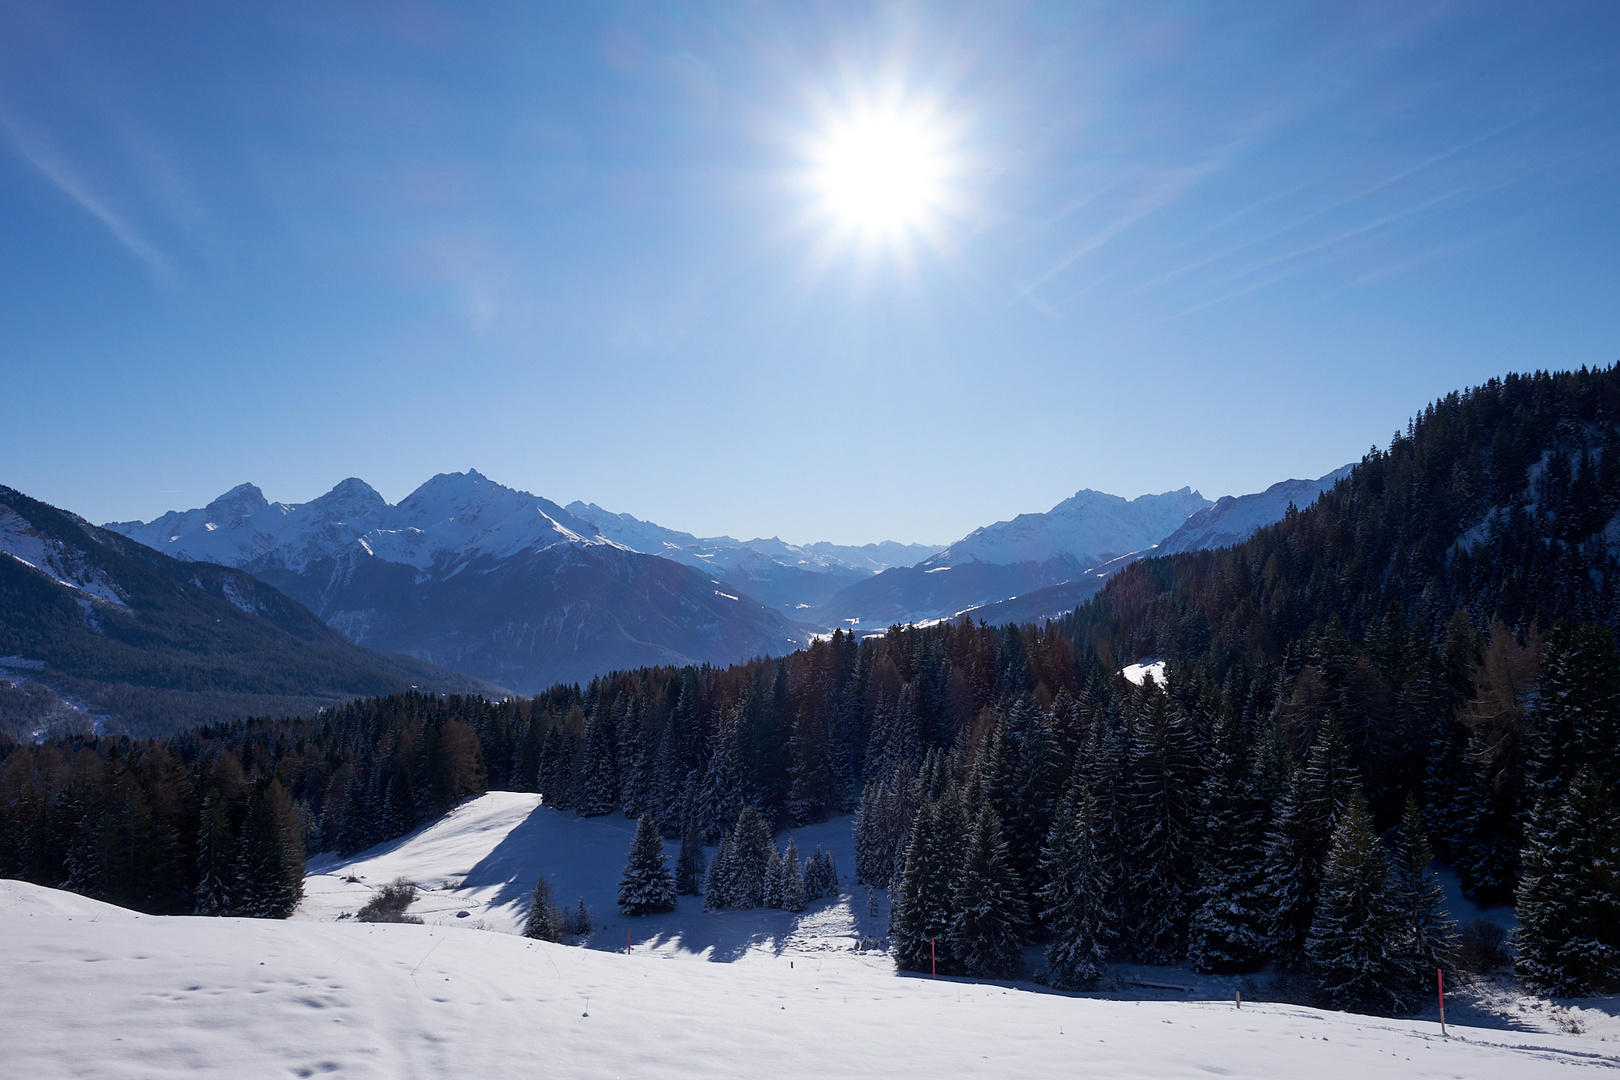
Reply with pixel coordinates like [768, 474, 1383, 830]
[809, 104, 952, 239]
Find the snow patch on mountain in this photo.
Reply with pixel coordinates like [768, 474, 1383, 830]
[1157, 465, 1353, 555]
[0, 506, 128, 606]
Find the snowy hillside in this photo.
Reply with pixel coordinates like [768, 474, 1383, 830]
[1158, 466, 1353, 555]
[935, 487, 1211, 568]
[4, 794, 1614, 1078]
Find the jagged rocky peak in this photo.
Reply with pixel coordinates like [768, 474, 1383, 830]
[203, 482, 270, 525]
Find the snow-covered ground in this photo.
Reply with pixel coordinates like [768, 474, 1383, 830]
[6, 876, 1615, 1079]
[7, 793, 1620, 1077]
[298, 792, 879, 960]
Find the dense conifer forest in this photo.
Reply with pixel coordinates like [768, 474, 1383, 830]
[6, 367, 1620, 1011]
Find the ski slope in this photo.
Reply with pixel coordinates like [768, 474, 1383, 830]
[4, 877, 1613, 1080]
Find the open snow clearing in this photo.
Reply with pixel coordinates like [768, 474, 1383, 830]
[3, 877, 1613, 1079]
[6, 793, 1620, 1077]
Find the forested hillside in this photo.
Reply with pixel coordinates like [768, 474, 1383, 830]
[0, 485, 502, 736]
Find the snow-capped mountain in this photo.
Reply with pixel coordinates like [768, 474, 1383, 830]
[106, 472, 809, 692]
[563, 501, 939, 614]
[110, 470, 603, 576]
[814, 487, 1212, 628]
[935, 487, 1213, 568]
[1156, 465, 1353, 555]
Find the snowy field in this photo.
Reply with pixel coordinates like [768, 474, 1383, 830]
[5, 793, 1620, 1077]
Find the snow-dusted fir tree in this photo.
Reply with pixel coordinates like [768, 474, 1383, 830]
[578, 711, 619, 817]
[524, 875, 563, 941]
[726, 805, 775, 909]
[1264, 719, 1353, 964]
[675, 820, 706, 896]
[696, 716, 745, 845]
[763, 846, 785, 909]
[1304, 791, 1412, 1014]
[703, 832, 735, 910]
[1516, 766, 1620, 995]
[194, 787, 235, 916]
[234, 776, 304, 919]
[1121, 688, 1204, 964]
[802, 846, 836, 900]
[1525, 625, 1620, 804]
[1187, 714, 1270, 972]
[1389, 796, 1456, 979]
[617, 815, 677, 916]
[780, 836, 807, 913]
[1038, 783, 1112, 989]
[892, 788, 965, 973]
[949, 803, 1029, 979]
[854, 763, 919, 888]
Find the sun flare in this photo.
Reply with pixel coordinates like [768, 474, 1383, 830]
[809, 104, 953, 239]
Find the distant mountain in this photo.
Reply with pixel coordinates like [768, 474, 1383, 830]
[1156, 465, 1353, 554]
[562, 502, 938, 615]
[815, 488, 1211, 628]
[107, 472, 810, 693]
[935, 488, 1212, 567]
[0, 485, 499, 739]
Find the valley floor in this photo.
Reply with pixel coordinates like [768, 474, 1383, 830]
[5, 793, 1620, 1078]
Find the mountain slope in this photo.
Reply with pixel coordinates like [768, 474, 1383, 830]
[1157, 465, 1353, 554]
[0, 485, 502, 737]
[109, 472, 809, 692]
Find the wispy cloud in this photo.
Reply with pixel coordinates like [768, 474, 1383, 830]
[1166, 189, 1468, 320]
[1015, 158, 1227, 310]
[0, 112, 171, 277]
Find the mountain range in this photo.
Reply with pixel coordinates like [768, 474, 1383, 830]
[109, 471, 809, 695]
[97, 465, 1351, 698]
[0, 485, 498, 739]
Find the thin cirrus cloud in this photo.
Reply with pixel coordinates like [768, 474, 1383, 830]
[0, 110, 172, 278]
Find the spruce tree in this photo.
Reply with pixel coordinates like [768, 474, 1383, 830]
[234, 776, 304, 919]
[1516, 766, 1620, 995]
[948, 802, 1029, 979]
[1187, 716, 1270, 973]
[703, 833, 735, 910]
[1305, 792, 1412, 1014]
[892, 789, 964, 973]
[726, 805, 775, 909]
[617, 815, 677, 916]
[763, 846, 785, 909]
[781, 836, 807, 913]
[1038, 784, 1112, 989]
[1264, 718, 1352, 965]
[578, 711, 620, 817]
[525, 875, 563, 941]
[697, 716, 745, 844]
[194, 787, 235, 916]
[675, 820, 706, 896]
[1121, 689, 1204, 963]
[1389, 797, 1456, 981]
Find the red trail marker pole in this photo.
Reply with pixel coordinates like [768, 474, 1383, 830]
[1437, 968, 1447, 1036]
[931, 937, 937, 980]
[627, 929, 632, 955]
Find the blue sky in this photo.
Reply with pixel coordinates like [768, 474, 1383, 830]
[2, 1, 1617, 545]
